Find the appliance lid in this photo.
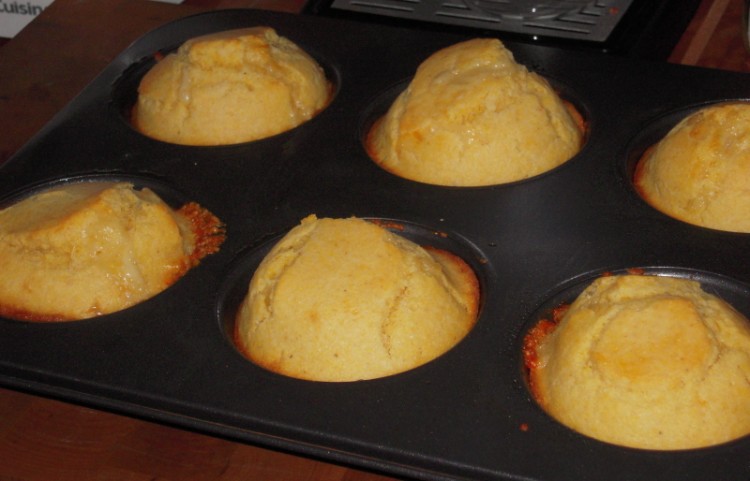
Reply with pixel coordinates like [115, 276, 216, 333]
[304, 0, 701, 60]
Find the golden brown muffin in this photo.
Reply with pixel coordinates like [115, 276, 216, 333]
[635, 102, 750, 232]
[235, 215, 479, 382]
[0, 182, 225, 321]
[366, 38, 583, 186]
[525, 274, 750, 450]
[133, 27, 331, 146]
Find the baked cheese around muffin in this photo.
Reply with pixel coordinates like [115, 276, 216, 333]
[0, 181, 225, 321]
[133, 27, 331, 146]
[234, 215, 480, 382]
[524, 274, 750, 450]
[366, 38, 583, 186]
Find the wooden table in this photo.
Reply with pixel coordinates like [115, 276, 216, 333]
[0, 0, 748, 479]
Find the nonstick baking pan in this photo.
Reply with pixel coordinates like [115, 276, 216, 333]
[1, 8, 750, 481]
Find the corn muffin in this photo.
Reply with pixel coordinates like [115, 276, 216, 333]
[0, 181, 225, 321]
[133, 27, 331, 146]
[235, 215, 479, 382]
[366, 38, 583, 186]
[635, 102, 750, 232]
[525, 274, 750, 450]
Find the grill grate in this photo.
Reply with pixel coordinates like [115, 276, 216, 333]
[329, 0, 633, 42]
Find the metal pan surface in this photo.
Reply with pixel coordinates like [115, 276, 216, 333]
[1, 8, 750, 481]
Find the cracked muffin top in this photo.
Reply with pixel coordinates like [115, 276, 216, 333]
[234, 215, 479, 381]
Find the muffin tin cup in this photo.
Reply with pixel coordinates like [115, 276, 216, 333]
[2, 8, 750, 481]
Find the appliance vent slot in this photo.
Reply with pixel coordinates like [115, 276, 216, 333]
[329, 0, 633, 42]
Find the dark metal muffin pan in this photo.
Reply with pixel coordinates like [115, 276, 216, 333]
[2, 8, 750, 481]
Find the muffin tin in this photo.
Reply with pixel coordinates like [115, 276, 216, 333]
[1, 8, 750, 481]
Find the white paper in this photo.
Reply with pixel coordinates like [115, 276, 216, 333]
[0, 0, 54, 38]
